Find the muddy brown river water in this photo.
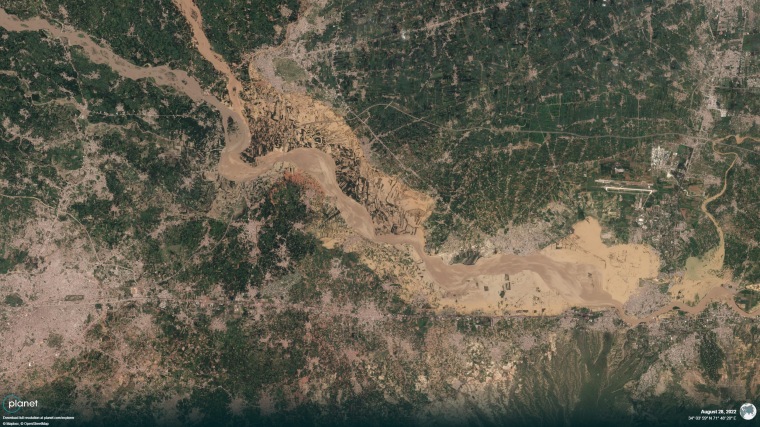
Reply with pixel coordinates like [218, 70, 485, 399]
[1, 5, 754, 326]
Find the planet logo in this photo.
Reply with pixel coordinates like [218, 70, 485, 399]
[740, 403, 757, 421]
[2, 394, 38, 414]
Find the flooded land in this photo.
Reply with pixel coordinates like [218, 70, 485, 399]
[0, 5, 750, 326]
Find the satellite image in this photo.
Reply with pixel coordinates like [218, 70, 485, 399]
[1, 0, 759, 425]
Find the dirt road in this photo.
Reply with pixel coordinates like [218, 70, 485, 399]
[1, 6, 755, 326]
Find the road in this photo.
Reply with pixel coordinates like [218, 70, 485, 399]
[0, 6, 756, 327]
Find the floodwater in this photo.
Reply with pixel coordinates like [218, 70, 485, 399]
[1, 6, 753, 326]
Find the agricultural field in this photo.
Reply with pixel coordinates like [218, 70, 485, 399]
[294, 0, 707, 249]
[1, 0, 760, 425]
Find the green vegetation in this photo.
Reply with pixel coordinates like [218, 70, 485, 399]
[3, 2, 760, 426]
[178, 387, 232, 425]
[709, 145, 760, 284]
[4, 0, 226, 94]
[716, 79, 760, 116]
[4, 293, 24, 307]
[46, 333, 64, 349]
[76, 350, 115, 376]
[274, 57, 308, 82]
[195, 0, 299, 68]
[744, 33, 760, 53]
[0, 249, 27, 274]
[699, 330, 725, 382]
[735, 289, 760, 312]
[1, 0, 41, 18]
[47, 140, 84, 170]
[450, 248, 480, 265]
[25, 377, 77, 416]
[303, 0, 706, 248]
[0, 28, 223, 244]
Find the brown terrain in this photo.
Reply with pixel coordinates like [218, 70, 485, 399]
[0, 0, 756, 357]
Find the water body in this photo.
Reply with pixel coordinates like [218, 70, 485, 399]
[1, 7, 752, 326]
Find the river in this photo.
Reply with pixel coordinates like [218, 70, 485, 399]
[1, 6, 754, 326]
